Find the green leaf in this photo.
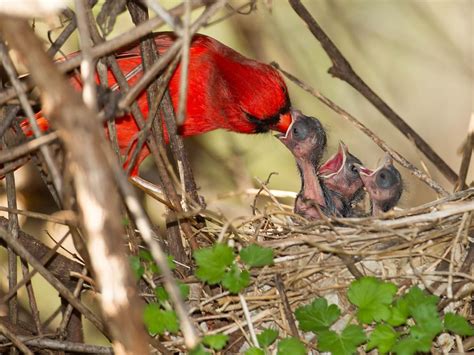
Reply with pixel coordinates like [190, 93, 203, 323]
[189, 344, 210, 355]
[155, 282, 190, 305]
[257, 328, 279, 348]
[392, 335, 432, 355]
[240, 244, 274, 267]
[245, 348, 265, 355]
[194, 244, 235, 284]
[277, 337, 306, 355]
[222, 265, 250, 294]
[318, 325, 366, 355]
[130, 256, 144, 279]
[139, 249, 153, 262]
[410, 302, 442, 339]
[202, 334, 229, 350]
[366, 324, 398, 354]
[295, 297, 341, 333]
[444, 312, 474, 336]
[347, 277, 397, 324]
[155, 286, 169, 303]
[387, 297, 410, 326]
[143, 303, 179, 335]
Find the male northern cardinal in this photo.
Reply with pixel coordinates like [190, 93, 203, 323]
[355, 155, 403, 216]
[277, 110, 329, 219]
[318, 142, 365, 216]
[22, 33, 294, 176]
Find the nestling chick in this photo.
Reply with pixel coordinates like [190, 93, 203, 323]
[356, 155, 403, 216]
[318, 142, 365, 216]
[277, 110, 329, 219]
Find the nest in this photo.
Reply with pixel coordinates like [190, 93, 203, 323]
[176, 188, 474, 352]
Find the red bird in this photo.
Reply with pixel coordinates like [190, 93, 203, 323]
[23, 33, 293, 176]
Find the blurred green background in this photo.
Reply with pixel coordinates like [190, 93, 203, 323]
[0, 0, 472, 345]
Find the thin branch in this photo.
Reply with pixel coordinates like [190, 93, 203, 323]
[274, 274, 299, 338]
[0, 132, 59, 165]
[0, 224, 106, 335]
[455, 113, 473, 191]
[0, 320, 33, 355]
[288, 0, 458, 186]
[272, 62, 448, 197]
[0, 335, 113, 354]
[0, 42, 63, 196]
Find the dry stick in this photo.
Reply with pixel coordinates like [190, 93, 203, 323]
[0, 225, 105, 335]
[0, 0, 209, 106]
[273, 63, 448, 197]
[46, 10, 77, 57]
[4, 146, 43, 336]
[0, 336, 113, 354]
[274, 274, 299, 338]
[0, 132, 59, 165]
[57, 267, 87, 337]
[288, 0, 458, 186]
[0, 230, 73, 305]
[0, 320, 33, 355]
[0, 105, 19, 138]
[239, 294, 259, 348]
[176, 0, 191, 126]
[75, 0, 98, 111]
[0, 43, 64, 198]
[455, 113, 473, 191]
[0, 18, 149, 354]
[126, 1, 192, 266]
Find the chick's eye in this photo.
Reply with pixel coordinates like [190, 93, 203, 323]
[376, 168, 396, 188]
[292, 122, 308, 141]
[350, 164, 357, 173]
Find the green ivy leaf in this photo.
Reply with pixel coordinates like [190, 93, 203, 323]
[130, 256, 144, 279]
[245, 348, 265, 355]
[202, 334, 229, 350]
[277, 337, 306, 355]
[444, 312, 474, 336]
[139, 249, 153, 262]
[155, 282, 190, 305]
[410, 302, 442, 339]
[366, 324, 398, 354]
[295, 297, 341, 333]
[347, 277, 397, 324]
[189, 344, 210, 355]
[240, 244, 274, 267]
[257, 328, 279, 348]
[387, 297, 410, 326]
[392, 335, 432, 355]
[194, 244, 234, 284]
[143, 303, 179, 335]
[222, 265, 250, 294]
[318, 325, 366, 355]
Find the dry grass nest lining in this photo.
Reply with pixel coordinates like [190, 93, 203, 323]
[186, 188, 473, 340]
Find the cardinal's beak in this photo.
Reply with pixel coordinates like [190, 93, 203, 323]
[273, 108, 299, 135]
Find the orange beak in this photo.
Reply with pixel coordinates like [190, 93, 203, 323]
[273, 111, 293, 134]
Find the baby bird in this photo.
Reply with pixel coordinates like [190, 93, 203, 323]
[277, 110, 328, 219]
[356, 155, 403, 216]
[318, 142, 365, 217]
